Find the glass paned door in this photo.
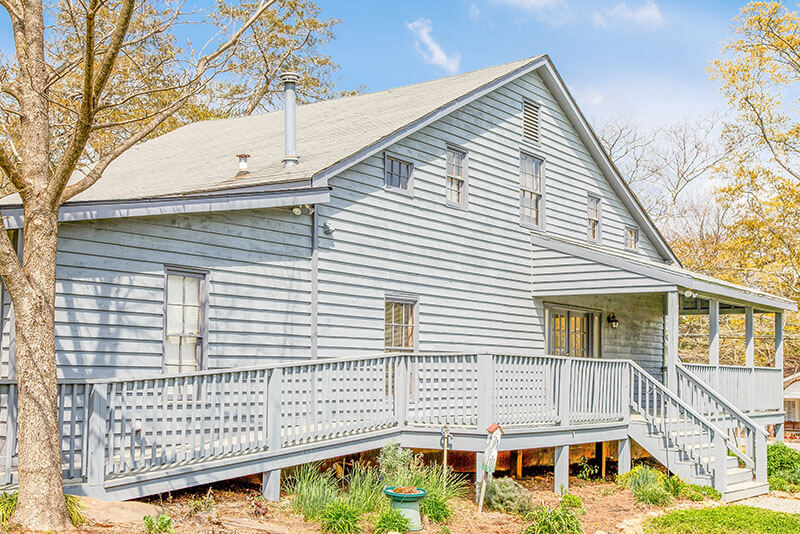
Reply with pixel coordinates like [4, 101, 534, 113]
[546, 306, 599, 358]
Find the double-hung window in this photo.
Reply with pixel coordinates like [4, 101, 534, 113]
[384, 154, 413, 192]
[384, 298, 417, 352]
[587, 196, 601, 242]
[520, 153, 544, 228]
[445, 147, 468, 208]
[164, 268, 207, 373]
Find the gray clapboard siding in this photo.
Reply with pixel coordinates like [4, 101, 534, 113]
[546, 293, 666, 381]
[51, 208, 312, 378]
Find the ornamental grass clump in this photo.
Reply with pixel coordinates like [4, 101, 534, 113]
[286, 462, 341, 521]
[521, 504, 583, 534]
[373, 507, 411, 534]
[345, 462, 385, 514]
[320, 500, 361, 534]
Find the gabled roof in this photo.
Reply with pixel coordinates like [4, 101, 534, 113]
[0, 55, 677, 262]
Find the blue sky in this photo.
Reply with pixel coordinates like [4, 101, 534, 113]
[317, 0, 745, 128]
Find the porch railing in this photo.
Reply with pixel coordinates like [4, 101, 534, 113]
[681, 363, 783, 414]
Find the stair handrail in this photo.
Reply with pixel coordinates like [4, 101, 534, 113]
[628, 361, 746, 488]
[676, 362, 767, 479]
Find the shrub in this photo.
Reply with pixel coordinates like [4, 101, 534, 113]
[661, 475, 685, 498]
[421, 492, 451, 524]
[320, 500, 361, 534]
[143, 512, 174, 534]
[521, 505, 583, 534]
[346, 462, 385, 514]
[286, 462, 341, 521]
[767, 442, 800, 473]
[643, 505, 800, 534]
[373, 507, 411, 534]
[616, 465, 664, 492]
[576, 456, 599, 481]
[187, 488, 215, 515]
[0, 491, 84, 527]
[377, 443, 467, 505]
[558, 493, 584, 515]
[378, 442, 419, 484]
[484, 477, 533, 516]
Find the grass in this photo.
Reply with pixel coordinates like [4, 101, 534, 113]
[0, 491, 85, 527]
[644, 506, 800, 534]
[345, 462, 385, 514]
[285, 462, 341, 520]
[420, 492, 451, 524]
[373, 507, 411, 534]
[319, 500, 361, 534]
[143, 512, 174, 534]
[521, 504, 584, 534]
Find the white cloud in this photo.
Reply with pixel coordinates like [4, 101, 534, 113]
[592, 1, 664, 30]
[468, 2, 482, 22]
[491, 0, 560, 8]
[571, 86, 605, 108]
[406, 19, 461, 74]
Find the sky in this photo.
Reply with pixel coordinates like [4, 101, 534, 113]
[314, 0, 745, 130]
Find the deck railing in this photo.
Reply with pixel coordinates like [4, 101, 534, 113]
[681, 363, 783, 414]
[0, 353, 754, 491]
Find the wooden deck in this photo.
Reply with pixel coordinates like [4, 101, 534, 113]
[0, 353, 783, 501]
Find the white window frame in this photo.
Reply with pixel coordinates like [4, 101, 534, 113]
[520, 152, 545, 230]
[625, 226, 639, 251]
[384, 295, 419, 353]
[163, 266, 209, 374]
[383, 153, 414, 195]
[445, 146, 469, 209]
[587, 195, 602, 243]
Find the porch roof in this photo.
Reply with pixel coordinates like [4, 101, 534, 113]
[531, 234, 797, 312]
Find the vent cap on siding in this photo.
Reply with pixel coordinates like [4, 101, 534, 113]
[523, 100, 541, 144]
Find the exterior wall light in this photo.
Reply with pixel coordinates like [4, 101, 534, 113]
[607, 313, 620, 329]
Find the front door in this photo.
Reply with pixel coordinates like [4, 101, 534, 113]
[545, 306, 600, 358]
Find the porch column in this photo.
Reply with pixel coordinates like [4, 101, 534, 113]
[666, 291, 679, 391]
[709, 299, 720, 390]
[554, 445, 569, 494]
[262, 470, 281, 501]
[745, 307, 754, 414]
[776, 312, 785, 372]
[617, 438, 631, 475]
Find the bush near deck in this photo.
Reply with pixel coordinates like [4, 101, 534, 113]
[643, 505, 800, 534]
[767, 442, 800, 492]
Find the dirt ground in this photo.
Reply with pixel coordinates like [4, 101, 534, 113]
[59, 473, 713, 534]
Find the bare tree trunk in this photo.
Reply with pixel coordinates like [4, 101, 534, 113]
[11, 206, 69, 530]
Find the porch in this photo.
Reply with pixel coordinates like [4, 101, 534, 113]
[0, 351, 773, 502]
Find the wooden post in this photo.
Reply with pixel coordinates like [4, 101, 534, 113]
[617, 438, 631, 475]
[263, 367, 282, 501]
[601, 442, 607, 479]
[755, 432, 767, 483]
[709, 299, 720, 390]
[87, 383, 108, 493]
[776, 312, 784, 372]
[559, 359, 571, 427]
[394, 356, 409, 428]
[554, 445, 569, 494]
[745, 307, 754, 413]
[476, 354, 495, 432]
[713, 430, 727, 494]
[666, 291, 679, 392]
[515, 451, 523, 479]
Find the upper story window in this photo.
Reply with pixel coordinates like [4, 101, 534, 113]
[523, 100, 541, 144]
[164, 268, 207, 373]
[587, 196, 601, 242]
[625, 226, 639, 251]
[385, 297, 417, 352]
[384, 154, 413, 192]
[445, 147, 468, 208]
[520, 153, 544, 228]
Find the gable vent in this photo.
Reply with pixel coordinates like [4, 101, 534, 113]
[523, 100, 541, 144]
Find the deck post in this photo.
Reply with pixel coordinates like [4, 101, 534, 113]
[755, 432, 767, 483]
[709, 299, 720, 390]
[558, 359, 571, 427]
[666, 291, 679, 392]
[745, 306, 754, 413]
[713, 430, 727, 493]
[87, 383, 108, 493]
[263, 367, 283, 502]
[394, 355, 409, 428]
[554, 445, 569, 494]
[617, 438, 631, 475]
[776, 312, 784, 372]
[476, 354, 495, 431]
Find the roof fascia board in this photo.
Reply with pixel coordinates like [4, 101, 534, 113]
[310, 56, 548, 188]
[1, 187, 330, 229]
[533, 285, 679, 297]
[532, 234, 795, 311]
[536, 62, 679, 266]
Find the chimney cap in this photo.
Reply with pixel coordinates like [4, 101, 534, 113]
[280, 71, 300, 84]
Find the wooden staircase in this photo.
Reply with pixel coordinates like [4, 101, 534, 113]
[627, 362, 769, 502]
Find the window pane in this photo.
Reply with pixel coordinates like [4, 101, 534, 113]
[184, 305, 200, 335]
[164, 336, 180, 365]
[167, 275, 183, 304]
[166, 304, 183, 335]
[180, 338, 199, 372]
[183, 277, 201, 305]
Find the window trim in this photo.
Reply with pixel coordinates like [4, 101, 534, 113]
[384, 294, 419, 353]
[444, 146, 469, 210]
[544, 303, 602, 359]
[519, 151, 546, 231]
[625, 226, 639, 251]
[163, 265, 210, 374]
[383, 152, 415, 196]
[587, 195, 602, 243]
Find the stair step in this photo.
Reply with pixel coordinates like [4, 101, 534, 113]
[727, 467, 754, 485]
[699, 456, 739, 469]
[723, 480, 769, 502]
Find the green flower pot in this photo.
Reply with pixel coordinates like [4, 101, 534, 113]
[383, 487, 427, 531]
